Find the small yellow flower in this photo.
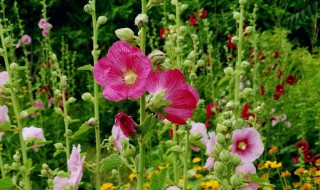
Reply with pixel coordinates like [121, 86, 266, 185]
[123, 183, 130, 188]
[261, 173, 269, 179]
[295, 168, 305, 176]
[280, 171, 291, 178]
[301, 183, 313, 190]
[144, 182, 150, 189]
[6, 102, 12, 106]
[268, 146, 278, 154]
[100, 183, 115, 190]
[314, 171, 320, 177]
[206, 180, 219, 189]
[264, 161, 282, 169]
[195, 174, 203, 179]
[293, 182, 302, 188]
[158, 165, 165, 170]
[129, 173, 137, 181]
[316, 177, 320, 185]
[192, 157, 201, 163]
[179, 179, 184, 183]
[192, 166, 203, 172]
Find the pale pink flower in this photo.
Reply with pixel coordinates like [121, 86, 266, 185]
[231, 128, 264, 163]
[285, 121, 292, 128]
[0, 71, 9, 93]
[22, 126, 46, 152]
[16, 34, 32, 48]
[42, 30, 49, 36]
[204, 131, 216, 171]
[115, 112, 136, 137]
[281, 113, 287, 121]
[166, 186, 181, 190]
[271, 118, 278, 127]
[38, 18, 47, 28]
[38, 18, 52, 36]
[0, 105, 9, 123]
[33, 100, 44, 110]
[93, 41, 152, 101]
[239, 82, 244, 89]
[236, 163, 259, 190]
[190, 121, 208, 152]
[112, 124, 128, 151]
[146, 69, 199, 125]
[53, 177, 69, 190]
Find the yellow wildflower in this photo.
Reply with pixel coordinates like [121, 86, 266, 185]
[206, 180, 219, 189]
[158, 165, 165, 170]
[268, 146, 278, 154]
[129, 173, 137, 181]
[123, 183, 130, 188]
[293, 182, 302, 188]
[100, 183, 115, 190]
[192, 157, 201, 163]
[280, 171, 291, 178]
[144, 182, 150, 189]
[195, 174, 203, 179]
[192, 166, 203, 172]
[314, 171, 320, 177]
[295, 168, 305, 176]
[18, 95, 24, 98]
[264, 161, 281, 169]
[301, 183, 313, 190]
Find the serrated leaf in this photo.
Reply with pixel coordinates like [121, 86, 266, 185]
[0, 121, 11, 132]
[72, 122, 92, 138]
[150, 168, 167, 190]
[100, 154, 122, 172]
[0, 177, 14, 189]
[77, 65, 93, 71]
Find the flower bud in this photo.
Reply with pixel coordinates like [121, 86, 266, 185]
[244, 26, 254, 34]
[174, 47, 183, 54]
[170, 0, 177, 5]
[189, 73, 198, 81]
[84, 4, 94, 15]
[188, 51, 197, 60]
[171, 145, 181, 153]
[13, 154, 20, 162]
[241, 61, 249, 68]
[54, 89, 61, 97]
[239, 0, 246, 5]
[183, 60, 192, 67]
[214, 161, 226, 173]
[20, 111, 29, 118]
[42, 163, 49, 170]
[4, 164, 9, 170]
[51, 71, 58, 76]
[180, 4, 189, 12]
[115, 28, 135, 43]
[224, 67, 234, 76]
[67, 97, 76, 104]
[81, 92, 93, 102]
[197, 60, 205, 67]
[87, 117, 96, 126]
[168, 14, 175, 20]
[187, 169, 196, 179]
[226, 101, 236, 110]
[213, 144, 223, 157]
[146, 0, 162, 9]
[189, 132, 202, 141]
[216, 133, 226, 144]
[4, 36, 12, 47]
[61, 75, 67, 84]
[12, 162, 18, 169]
[135, 14, 148, 28]
[230, 173, 244, 187]
[121, 143, 136, 158]
[148, 50, 165, 65]
[223, 111, 233, 119]
[97, 16, 108, 27]
[10, 62, 19, 71]
[231, 154, 241, 166]
[219, 150, 231, 163]
[54, 143, 64, 150]
[41, 169, 48, 175]
[233, 12, 240, 20]
[231, 36, 239, 44]
[54, 107, 64, 115]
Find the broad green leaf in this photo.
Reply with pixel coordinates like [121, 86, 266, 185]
[72, 122, 92, 138]
[248, 174, 275, 187]
[77, 65, 93, 71]
[0, 177, 14, 189]
[100, 154, 122, 172]
[150, 168, 167, 190]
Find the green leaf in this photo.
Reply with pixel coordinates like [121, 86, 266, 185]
[248, 174, 275, 187]
[34, 140, 52, 146]
[0, 177, 14, 189]
[218, 76, 230, 86]
[150, 168, 167, 190]
[189, 140, 206, 150]
[100, 154, 122, 172]
[0, 121, 11, 132]
[72, 122, 92, 138]
[77, 65, 93, 71]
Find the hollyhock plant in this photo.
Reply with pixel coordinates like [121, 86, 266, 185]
[146, 69, 199, 125]
[241, 103, 255, 120]
[189, 9, 207, 26]
[206, 102, 217, 119]
[22, 126, 46, 152]
[16, 34, 32, 48]
[226, 35, 236, 51]
[236, 163, 259, 190]
[296, 141, 309, 152]
[285, 75, 297, 86]
[231, 128, 264, 163]
[0, 71, 8, 93]
[115, 112, 136, 138]
[190, 121, 209, 152]
[93, 41, 152, 101]
[0, 105, 9, 123]
[304, 150, 314, 163]
[159, 27, 166, 39]
[112, 124, 128, 151]
[275, 84, 285, 96]
[38, 18, 52, 36]
[204, 132, 216, 171]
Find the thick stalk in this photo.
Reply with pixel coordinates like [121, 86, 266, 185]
[61, 89, 70, 160]
[137, 0, 147, 189]
[253, 32, 258, 109]
[90, 0, 101, 188]
[0, 152, 5, 178]
[0, 26, 31, 190]
[183, 131, 189, 190]
[173, 125, 178, 184]
[234, 4, 244, 121]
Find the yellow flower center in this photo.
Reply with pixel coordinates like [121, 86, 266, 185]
[124, 70, 137, 85]
[238, 141, 247, 150]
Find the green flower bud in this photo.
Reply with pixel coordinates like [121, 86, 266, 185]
[179, 26, 187, 33]
[148, 50, 165, 65]
[121, 144, 136, 158]
[180, 4, 189, 12]
[239, 0, 246, 5]
[81, 92, 93, 102]
[189, 132, 202, 141]
[226, 101, 237, 110]
[20, 111, 29, 118]
[197, 60, 205, 67]
[225, 133, 231, 139]
[233, 12, 240, 20]
[242, 88, 254, 97]
[146, 89, 172, 115]
[219, 150, 231, 163]
[174, 47, 183, 54]
[115, 28, 135, 43]
[84, 4, 94, 15]
[171, 145, 181, 153]
[187, 51, 197, 60]
[4, 36, 12, 47]
[230, 173, 244, 187]
[111, 169, 119, 175]
[213, 144, 223, 157]
[231, 36, 239, 44]
[146, 0, 162, 9]
[10, 62, 19, 71]
[42, 163, 49, 170]
[165, 140, 175, 147]
[183, 60, 192, 67]
[170, 0, 177, 5]
[67, 97, 76, 104]
[50, 53, 57, 62]
[189, 73, 198, 81]
[87, 117, 96, 126]
[231, 154, 241, 166]
[19, 181, 24, 187]
[223, 111, 233, 119]
[54, 143, 64, 150]
[244, 26, 254, 34]
[41, 169, 48, 175]
[248, 116, 255, 122]
[168, 14, 175, 20]
[4, 164, 9, 170]
[97, 16, 108, 27]
[54, 107, 64, 115]
[224, 67, 234, 76]
[177, 36, 184, 42]
[214, 161, 226, 173]
[135, 14, 148, 28]
[241, 61, 249, 68]
[187, 169, 196, 179]
[216, 133, 226, 144]
[13, 154, 20, 162]
[61, 75, 68, 85]
[51, 71, 58, 76]
[12, 162, 18, 169]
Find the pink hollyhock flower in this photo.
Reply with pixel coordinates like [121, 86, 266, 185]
[112, 124, 128, 151]
[93, 41, 152, 101]
[236, 163, 259, 190]
[0, 105, 9, 123]
[166, 186, 181, 190]
[0, 71, 9, 93]
[54, 144, 85, 190]
[38, 18, 47, 28]
[146, 69, 199, 125]
[296, 141, 308, 152]
[18, 35, 32, 47]
[115, 112, 136, 137]
[231, 128, 264, 163]
[204, 132, 216, 171]
[33, 100, 45, 110]
[281, 114, 287, 121]
[22, 126, 46, 152]
[285, 121, 291, 128]
[271, 118, 278, 127]
[190, 121, 208, 152]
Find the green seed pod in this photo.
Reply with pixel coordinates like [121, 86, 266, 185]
[217, 133, 226, 145]
[231, 154, 241, 166]
[233, 12, 240, 20]
[224, 67, 234, 76]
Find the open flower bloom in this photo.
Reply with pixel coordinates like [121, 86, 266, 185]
[146, 69, 199, 125]
[189, 9, 207, 26]
[54, 145, 85, 190]
[115, 112, 136, 137]
[16, 34, 32, 48]
[112, 124, 128, 151]
[38, 18, 52, 36]
[285, 75, 297, 86]
[0, 71, 8, 93]
[22, 126, 46, 152]
[94, 41, 152, 101]
[236, 163, 259, 190]
[206, 102, 217, 119]
[190, 121, 209, 152]
[227, 34, 236, 51]
[204, 131, 216, 171]
[231, 128, 264, 163]
[275, 84, 285, 96]
[296, 140, 309, 152]
[0, 105, 9, 141]
[241, 103, 255, 120]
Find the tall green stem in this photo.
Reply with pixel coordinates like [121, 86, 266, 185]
[173, 125, 178, 185]
[0, 151, 5, 178]
[61, 88, 70, 160]
[0, 25, 31, 190]
[90, 0, 101, 188]
[183, 131, 189, 190]
[234, 4, 244, 121]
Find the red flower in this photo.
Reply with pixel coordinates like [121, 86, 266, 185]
[274, 51, 279, 59]
[260, 85, 265, 96]
[273, 93, 280, 100]
[205, 120, 211, 128]
[196, 9, 207, 19]
[304, 150, 314, 163]
[159, 27, 166, 39]
[313, 154, 320, 169]
[206, 102, 217, 119]
[39, 85, 51, 95]
[227, 35, 236, 51]
[285, 75, 297, 86]
[241, 103, 255, 120]
[189, 9, 207, 26]
[277, 69, 282, 79]
[249, 49, 254, 59]
[275, 84, 285, 96]
[258, 51, 266, 61]
[296, 141, 309, 152]
[115, 112, 136, 137]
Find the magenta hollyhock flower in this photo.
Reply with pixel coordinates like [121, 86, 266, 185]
[190, 121, 209, 152]
[0, 71, 8, 93]
[304, 150, 314, 163]
[112, 124, 128, 151]
[296, 141, 308, 152]
[115, 112, 136, 137]
[166, 186, 181, 190]
[22, 126, 46, 152]
[93, 41, 152, 101]
[204, 131, 216, 171]
[236, 163, 259, 190]
[33, 100, 45, 110]
[231, 128, 264, 163]
[17, 34, 32, 48]
[159, 27, 166, 39]
[146, 69, 199, 125]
